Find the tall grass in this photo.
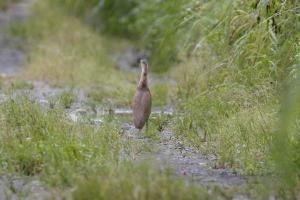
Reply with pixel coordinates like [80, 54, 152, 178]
[173, 0, 299, 174]
[272, 55, 300, 195]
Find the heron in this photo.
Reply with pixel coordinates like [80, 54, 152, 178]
[132, 59, 152, 130]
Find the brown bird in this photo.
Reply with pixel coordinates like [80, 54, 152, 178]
[133, 59, 152, 130]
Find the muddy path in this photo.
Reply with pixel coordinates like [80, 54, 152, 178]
[120, 123, 249, 188]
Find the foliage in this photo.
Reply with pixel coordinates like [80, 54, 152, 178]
[173, 0, 299, 175]
[52, 0, 190, 72]
[21, 0, 300, 176]
[0, 96, 240, 199]
[0, 97, 124, 185]
[9, 79, 34, 90]
[11, 0, 137, 108]
[272, 54, 300, 194]
[3, 0, 300, 197]
[58, 91, 76, 109]
[73, 163, 210, 200]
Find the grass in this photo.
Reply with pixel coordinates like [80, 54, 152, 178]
[0, 78, 34, 91]
[0, 96, 279, 199]
[0, 97, 123, 185]
[272, 68, 300, 194]
[151, 82, 170, 107]
[173, 59, 279, 174]
[2, 0, 299, 198]
[9, 79, 34, 90]
[170, 0, 299, 177]
[10, 0, 171, 108]
[73, 164, 210, 200]
[11, 0, 136, 108]
[0, 93, 257, 199]
[52, 0, 190, 72]
[58, 90, 76, 109]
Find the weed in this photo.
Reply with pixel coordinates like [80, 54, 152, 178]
[9, 79, 34, 90]
[58, 91, 75, 109]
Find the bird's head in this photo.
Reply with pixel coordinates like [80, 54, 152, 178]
[140, 59, 148, 73]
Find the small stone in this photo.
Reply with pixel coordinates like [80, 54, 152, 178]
[76, 108, 87, 115]
[92, 118, 103, 126]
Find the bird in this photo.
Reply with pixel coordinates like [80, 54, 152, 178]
[132, 59, 152, 130]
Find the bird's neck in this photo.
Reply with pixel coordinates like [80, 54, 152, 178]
[138, 65, 148, 89]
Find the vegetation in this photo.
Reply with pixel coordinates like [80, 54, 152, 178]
[0, 0, 299, 198]
[58, 91, 76, 109]
[10, 1, 136, 109]
[170, 0, 299, 177]
[9, 79, 34, 90]
[52, 0, 300, 189]
[0, 97, 207, 198]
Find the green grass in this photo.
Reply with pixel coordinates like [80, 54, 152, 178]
[14, 0, 298, 177]
[0, 95, 257, 199]
[173, 59, 279, 174]
[9, 79, 34, 90]
[3, 0, 300, 198]
[170, 0, 299, 176]
[58, 90, 76, 109]
[73, 164, 210, 200]
[11, 0, 136, 108]
[51, 0, 191, 72]
[0, 96, 124, 185]
[151, 83, 170, 107]
[272, 67, 300, 195]
[11, 0, 171, 108]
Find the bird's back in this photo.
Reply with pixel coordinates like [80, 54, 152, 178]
[133, 87, 151, 129]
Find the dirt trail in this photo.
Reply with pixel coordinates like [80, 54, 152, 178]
[120, 123, 248, 188]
